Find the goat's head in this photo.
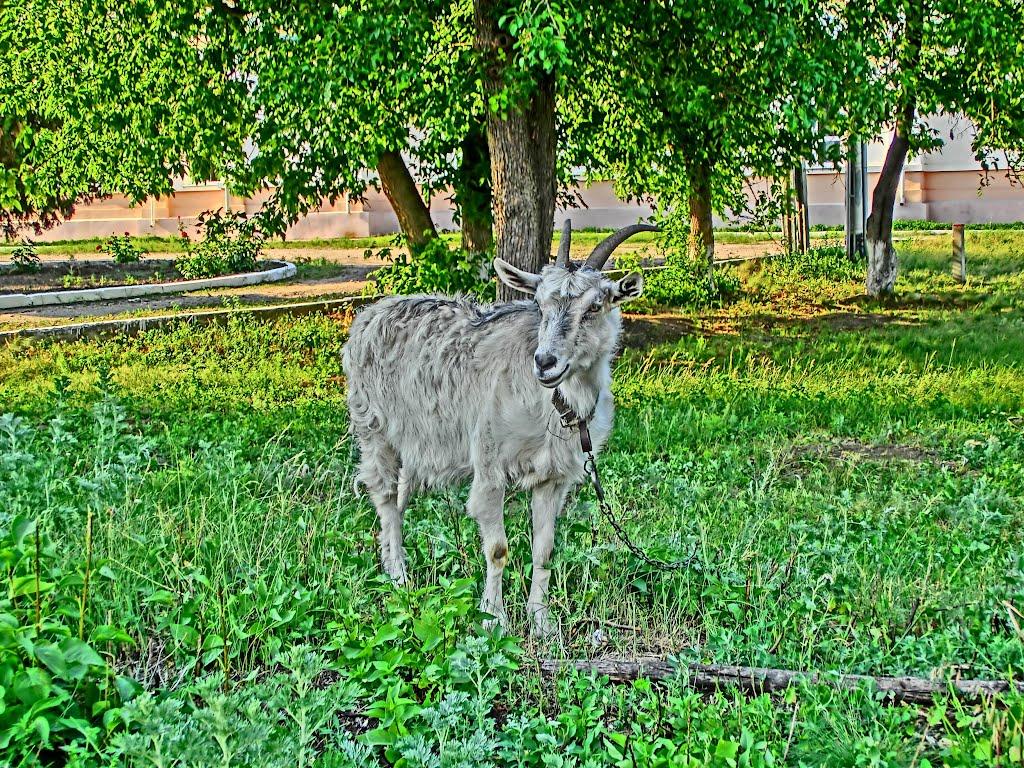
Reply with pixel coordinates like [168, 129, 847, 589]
[493, 221, 655, 388]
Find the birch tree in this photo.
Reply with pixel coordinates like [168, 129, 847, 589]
[849, 0, 1024, 297]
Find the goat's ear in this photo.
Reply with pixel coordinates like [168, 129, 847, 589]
[493, 257, 541, 296]
[611, 271, 644, 304]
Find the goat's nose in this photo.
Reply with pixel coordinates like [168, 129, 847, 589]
[534, 352, 557, 371]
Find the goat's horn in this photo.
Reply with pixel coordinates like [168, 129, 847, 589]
[554, 219, 571, 267]
[584, 223, 661, 271]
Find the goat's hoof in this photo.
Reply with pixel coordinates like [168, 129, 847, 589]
[480, 605, 507, 632]
[383, 562, 409, 587]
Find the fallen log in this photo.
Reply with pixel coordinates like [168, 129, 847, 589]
[539, 658, 1024, 705]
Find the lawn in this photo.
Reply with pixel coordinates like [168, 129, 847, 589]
[1, 238, 1022, 765]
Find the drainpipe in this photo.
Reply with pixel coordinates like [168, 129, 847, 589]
[846, 139, 867, 259]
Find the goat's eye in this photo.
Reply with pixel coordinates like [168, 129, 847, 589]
[587, 302, 602, 315]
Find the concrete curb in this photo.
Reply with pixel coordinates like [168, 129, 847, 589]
[0, 260, 297, 310]
[1, 295, 374, 344]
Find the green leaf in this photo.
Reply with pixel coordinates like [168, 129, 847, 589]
[12, 516, 37, 548]
[412, 617, 442, 651]
[114, 675, 142, 702]
[13, 667, 52, 706]
[92, 625, 134, 645]
[10, 575, 54, 598]
[61, 638, 105, 668]
[33, 715, 51, 745]
[715, 739, 739, 760]
[34, 643, 66, 677]
[143, 589, 176, 605]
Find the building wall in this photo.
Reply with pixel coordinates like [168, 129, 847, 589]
[19, 114, 1024, 242]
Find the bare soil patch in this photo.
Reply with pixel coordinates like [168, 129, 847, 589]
[793, 440, 966, 472]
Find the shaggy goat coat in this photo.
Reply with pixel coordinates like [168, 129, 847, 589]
[342, 248, 645, 635]
[344, 292, 615, 496]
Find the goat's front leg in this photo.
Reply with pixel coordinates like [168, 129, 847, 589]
[527, 479, 571, 638]
[467, 476, 508, 629]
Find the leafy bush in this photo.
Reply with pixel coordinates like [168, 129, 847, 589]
[9, 240, 41, 273]
[615, 250, 740, 311]
[99, 233, 144, 263]
[0, 516, 136, 766]
[176, 209, 265, 279]
[367, 237, 495, 301]
[767, 244, 862, 281]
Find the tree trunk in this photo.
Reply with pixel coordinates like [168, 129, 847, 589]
[457, 120, 494, 256]
[474, 0, 557, 302]
[864, 106, 913, 297]
[688, 161, 715, 286]
[376, 150, 436, 249]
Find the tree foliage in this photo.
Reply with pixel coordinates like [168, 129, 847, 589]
[4, 0, 1022, 297]
[566, 0, 858, 263]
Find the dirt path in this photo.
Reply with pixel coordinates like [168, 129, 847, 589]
[1, 241, 778, 331]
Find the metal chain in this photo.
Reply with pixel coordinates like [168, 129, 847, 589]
[583, 452, 697, 572]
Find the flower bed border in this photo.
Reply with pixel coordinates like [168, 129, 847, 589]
[0, 295, 372, 344]
[0, 259, 296, 310]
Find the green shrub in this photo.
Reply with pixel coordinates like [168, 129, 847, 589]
[113, 647, 361, 768]
[366, 237, 495, 301]
[9, 240, 41, 273]
[176, 209, 265, 279]
[0, 515, 136, 766]
[99, 234, 144, 264]
[767, 244, 862, 281]
[615, 250, 739, 311]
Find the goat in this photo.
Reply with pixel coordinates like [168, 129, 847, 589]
[342, 221, 653, 635]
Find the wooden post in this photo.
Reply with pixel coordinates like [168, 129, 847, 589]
[952, 223, 966, 282]
[782, 164, 809, 254]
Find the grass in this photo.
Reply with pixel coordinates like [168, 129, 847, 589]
[1, 238, 1023, 764]
[7, 223, 1022, 261]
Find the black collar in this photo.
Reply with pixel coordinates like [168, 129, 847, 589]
[552, 388, 593, 453]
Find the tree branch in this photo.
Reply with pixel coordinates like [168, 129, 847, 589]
[539, 658, 1024, 706]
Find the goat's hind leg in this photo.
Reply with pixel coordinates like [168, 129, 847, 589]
[358, 441, 409, 585]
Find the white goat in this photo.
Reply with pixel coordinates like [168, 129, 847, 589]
[342, 222, 652, 635]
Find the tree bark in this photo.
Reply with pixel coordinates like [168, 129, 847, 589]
[688, 161, 716, 286]
[474, 0, 557, 302]
[539, 658, 1024, 706]
[865, 106, 913, 297]
[457, 120, 494, 256]
[376, 150, 436, 250]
